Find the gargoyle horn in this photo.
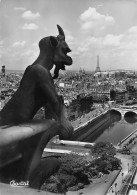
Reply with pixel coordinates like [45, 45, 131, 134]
[57, 24, 65, 40]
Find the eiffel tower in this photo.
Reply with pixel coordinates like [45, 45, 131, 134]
[95, 55, 101, 73]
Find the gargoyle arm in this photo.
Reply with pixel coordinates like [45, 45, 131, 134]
[33, 66, 63, 121]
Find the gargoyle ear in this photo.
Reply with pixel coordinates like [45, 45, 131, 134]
[50, 36, 58, 48]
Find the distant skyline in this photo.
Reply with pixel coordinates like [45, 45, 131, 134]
[1, 0, 137, 71]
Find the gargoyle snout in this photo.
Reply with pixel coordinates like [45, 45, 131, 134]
[65, 55, 73, 66]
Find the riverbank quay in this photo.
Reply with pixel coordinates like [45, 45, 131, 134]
[71, 108, 109, 141]
[65, 154, 133, 195]
[119, 166, 136, 195]
[107, 137, 137, 195]
[45, 141, 134, 195]
[66, 170, 120, 195]
[106, 128, 137, 194]
[106, 154, 133, 195]
[117, 129, 137, 148]
[122, 137, 137, 195]
[71, 107, 108, 131]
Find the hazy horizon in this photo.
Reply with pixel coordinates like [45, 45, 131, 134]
[4, 68, 137, 74]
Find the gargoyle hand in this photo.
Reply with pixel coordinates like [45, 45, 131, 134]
[59, 116, 74, 140]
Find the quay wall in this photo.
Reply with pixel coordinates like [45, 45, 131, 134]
[71, 110, 111, 141]
[117, 129, 137, 146]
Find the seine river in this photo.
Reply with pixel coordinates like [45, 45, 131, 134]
[87, 111, 137, 145]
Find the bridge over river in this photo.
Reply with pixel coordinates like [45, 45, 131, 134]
[111, 106, 137, 121]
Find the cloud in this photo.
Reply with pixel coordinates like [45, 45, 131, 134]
[75, 23, 137, 59]
[80, 7, 115, 32]
[75, 36, 98, 57]
[97, 4, 103, 7]
[21, 50, 33, 56]
[32, 42, 37, 47]
[128, 26, 137, 33]
[12, 41, 26, 47]
[21, 23, 39, 30]
[22, 10, 40, 20]
[96, 26, 137, 62]
[19, 49, 38, 66]
[66, 34, 74, 43]
[117, 26, 137, 51]
[0, 40, 3, 59]
[73, 33, 125, 60]
[64, 29, 75, 45]
[103, 34, 123, 46]
[0, 40, 3, 46]
[14, 7, 26, 11]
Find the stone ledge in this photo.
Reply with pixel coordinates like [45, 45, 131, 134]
[0, 119, 61, 189]
[0, 119, 59, 147]
[0, 182, 56, 195]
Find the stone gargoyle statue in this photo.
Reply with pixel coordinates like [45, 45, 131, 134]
[0, 24, 73, 140]
[0, 25, 74, 189]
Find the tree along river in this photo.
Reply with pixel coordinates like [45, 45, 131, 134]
[85, 110, 137, 145]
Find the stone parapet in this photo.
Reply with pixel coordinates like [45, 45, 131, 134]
[0, 119, 61, 189]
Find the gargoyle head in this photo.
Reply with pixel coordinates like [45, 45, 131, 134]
[51, 25, 73, 79]
[38, 25, 73, 79]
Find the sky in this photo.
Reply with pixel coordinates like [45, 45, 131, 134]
[1, 0, 137, 71]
